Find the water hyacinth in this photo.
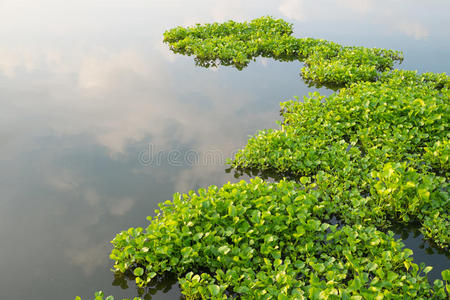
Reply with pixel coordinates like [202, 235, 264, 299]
[110, 179, 448, 299]
[74, 291, 141, 300]
[163, 16, 404, 87]
[77, 17, 449, 299]
[231, 71, 449, 248]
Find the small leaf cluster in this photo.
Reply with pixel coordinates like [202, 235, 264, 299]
[74, 291, 141, 300]
[163, 16, 403, 86]
[300, 44, 403, 87]
[423, 139, 449, 177]
[163, 17, 294, 70]
[110, 179, 448, 299]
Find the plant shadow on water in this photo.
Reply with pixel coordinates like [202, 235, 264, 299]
[226, 166, 298, 182]
[112, 272, 183, 300]
[191, 55, 343, 92]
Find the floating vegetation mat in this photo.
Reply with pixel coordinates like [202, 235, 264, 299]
[162, 16, 404, 88]
[109, 179, 448, 299]
[77, 17, 449, 299]
[232, 71, 449, 250]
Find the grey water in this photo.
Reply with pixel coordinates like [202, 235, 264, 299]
[0, 1, 449, 299]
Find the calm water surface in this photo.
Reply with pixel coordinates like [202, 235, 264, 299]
[0, 1, 449, 299]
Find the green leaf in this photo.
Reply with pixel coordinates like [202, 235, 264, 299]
[442, 269, 450, 281]
[134, 267, 144, 277]
[208, 284, 220, 296]
[218, 245, 231, 255]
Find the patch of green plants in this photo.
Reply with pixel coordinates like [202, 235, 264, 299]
[423, 139, 449, 177]
[163, 16, 403, 87]
[79, 17, 449, 299]
[74, 291, 141, 300]
[110, 178, 449, 299]
[230, 69, 450, 249]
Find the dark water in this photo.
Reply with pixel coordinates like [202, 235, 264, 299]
[0, 1, 449, 299]
[392, 224, 450, 283]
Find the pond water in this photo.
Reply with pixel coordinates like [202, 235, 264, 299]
[0, 1, 449, 299]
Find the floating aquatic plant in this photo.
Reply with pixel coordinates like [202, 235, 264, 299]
[78, 16, 449, 299]
[231, 70, 449, 248]
[110, 179, 449, 299]
[163, 16, 403, 87]
[74, 291, 141, 300]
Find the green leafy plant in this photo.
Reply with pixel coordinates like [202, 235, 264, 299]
[80, 17, 449, 299]
[74, 291, 141, 300]
[231, 70, 449, 248]
[163, 16, 403, 87]
[109, 179, 448, 299]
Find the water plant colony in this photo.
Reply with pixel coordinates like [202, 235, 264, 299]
[78, 17, 449, 299]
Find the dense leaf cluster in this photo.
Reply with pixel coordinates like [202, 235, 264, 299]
[110, 179, 449, 299]
[163, 16, 403, 86]
[231, 70, 450, 249]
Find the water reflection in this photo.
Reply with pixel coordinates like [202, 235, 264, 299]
[0, 43, 304, 299]
[0, 1, 449, 299]
[392, 223, 450, 283]
[112, 272, 182, 300]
